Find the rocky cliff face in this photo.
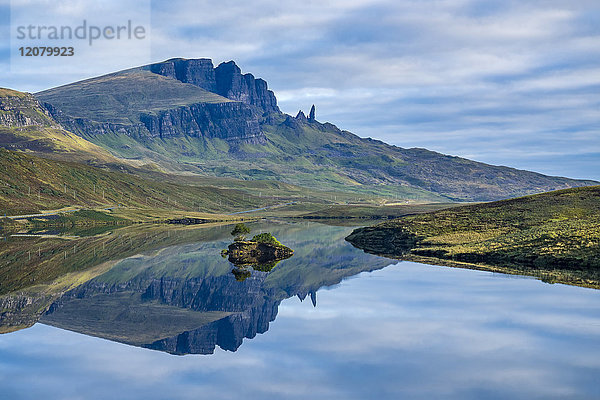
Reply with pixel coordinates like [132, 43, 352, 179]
[149, 58, 217, 92]
[139, 102, 264, 143]
[45, 99, 265, 144]
[42, 270, 282, 355]
[214, 61, 279, 114]
[42, 101, 147, 137]
[145, 298, 279, 354]
[0, 90, 56, 128]
[142, 272, 280, 354]
[0, 292, 56, 333]
[140, 274, 268, 313]
[145, 58, 280, 114]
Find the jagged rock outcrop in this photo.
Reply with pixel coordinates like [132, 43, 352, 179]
[227, 240, 294, 266]
[142, 272, 281, 354]
[308, 104, 316, 121]
[139, 102, 264, 143]
[46, 100, 265, 144]
[214, 61, 279, 114]
[0, 90, 56, 128]
[145, 58, 280, 114]
[295, 110, 307, 121]
[145, 298, 280, 354]
[148, 58, 217, 92]
[294, 106, 316, 123]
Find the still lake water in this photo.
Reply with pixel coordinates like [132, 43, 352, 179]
[0, 222, 599, 399]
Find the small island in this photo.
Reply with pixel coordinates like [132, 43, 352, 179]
[222, 223, 294, 281]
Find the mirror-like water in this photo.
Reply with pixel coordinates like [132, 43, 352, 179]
[0, 222, 598, 399]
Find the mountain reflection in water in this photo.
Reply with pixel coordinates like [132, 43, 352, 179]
[37, 222, 392, 354]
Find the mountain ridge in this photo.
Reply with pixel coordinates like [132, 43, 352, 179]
[27, 58, 600, 201]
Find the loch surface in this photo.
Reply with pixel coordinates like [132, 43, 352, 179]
[0, 222, 599, 399]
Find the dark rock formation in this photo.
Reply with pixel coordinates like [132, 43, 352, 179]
[145, 295, 280, 355]
[345, 226, 419, 257]
[148, 58, 217, 92]
[139, 102, 265, 143]
[145, 58, 280, 114]
[295, 110, 307, 121]
[227, 240, 294, 266]
[308, 104, 316, 121]
[142, 272, 280, 354]
[214, 61, 279, 113]
[46, 100, 265, 144]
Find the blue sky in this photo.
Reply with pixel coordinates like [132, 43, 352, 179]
[1, 0, 599, 180]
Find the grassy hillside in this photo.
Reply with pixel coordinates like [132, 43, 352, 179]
[346, 186, 600, 288]
[0, 148, 269, 216]
[0, 147, 398, 225]
[0, 88, 122, 164]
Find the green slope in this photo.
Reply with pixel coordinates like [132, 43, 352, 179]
[0, 88, 123, 164]
[0, 147, 390, 222]
[0, 148, 266, 215]
[346, 186, 600, 288]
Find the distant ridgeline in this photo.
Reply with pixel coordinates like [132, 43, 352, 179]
[0, 58, 593, 202]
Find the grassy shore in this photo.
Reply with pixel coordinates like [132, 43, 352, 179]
[346, 186, 600, 289]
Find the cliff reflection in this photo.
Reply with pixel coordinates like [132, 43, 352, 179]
[38, 222, 392, 355]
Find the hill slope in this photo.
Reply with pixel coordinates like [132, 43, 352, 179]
[346, 186, 600, 288]
[0, 88, 123, 164]
[35, 58, 598, 201]
[36, 70, 233, 125]
[0, 147, 266, 215]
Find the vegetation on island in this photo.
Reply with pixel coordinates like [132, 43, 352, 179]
[231, 223, 251, 241]
[223, 223, 293, 281]
[346, 186, 600, 289]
